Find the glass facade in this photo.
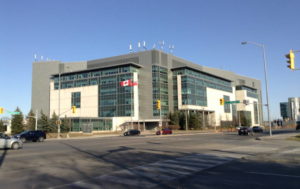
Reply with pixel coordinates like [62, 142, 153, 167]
[52, 65, 139, 117]
[71, 92, 81, 108]
[254, 102, 259, 124]
[223, 95, 230, 113]
[236, 85, 258, 99]
[71, 118, 112, 132]
[152, 65, 169, 116]
[173, 68, 232, 109]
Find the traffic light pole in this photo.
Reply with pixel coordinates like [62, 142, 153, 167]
[58, 71, 61, 139]
[242, 41, 272, 136]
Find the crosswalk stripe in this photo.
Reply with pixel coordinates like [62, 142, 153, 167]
[179, 156, 232, 163]
[164, 160, 213, 168]
[137, 165, 191, 176]
[126, 168, 175, 180]
[71, 181, 102, 189]
[179, 156, 228, 165]
[99, 175, 157, 188]
[195, 154, 233, 161]
[49, 153, 233, 189]
[152, 162, 200, 172]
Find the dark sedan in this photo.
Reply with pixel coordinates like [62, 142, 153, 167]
[123, 129, 141, 136]
[238, 126, 251, 135]
[252, 126, 264, 133]
[296, 121, 300, 130]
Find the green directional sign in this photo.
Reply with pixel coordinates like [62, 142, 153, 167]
[7, 111, 21, 115]
[225, 100, 240, 104]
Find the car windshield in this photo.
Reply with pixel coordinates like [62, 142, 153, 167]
[19, 131, 29, 135]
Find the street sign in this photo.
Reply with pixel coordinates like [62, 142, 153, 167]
[225, 100, 240, 104]
[7, 111, 21, 115]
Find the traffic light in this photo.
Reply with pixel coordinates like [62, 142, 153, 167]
[72, 106, 76, 114]
[0, 107, 3, 114]
[285, 50, 295, 70]
[156, 100, 161, 110]
[220, 98, 224, 105]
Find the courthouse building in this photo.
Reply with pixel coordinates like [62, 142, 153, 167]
[31, 50, 262, 132]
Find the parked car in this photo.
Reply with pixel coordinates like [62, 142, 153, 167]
[13, 130, 46, 142]
[0, 133, 23, 150]
[296, 121, 300, 130]
[252, 126, 264, 133]
[156, 128, 172, 135]
[238, 126, 251, 135]
[123, 129, 141, 136]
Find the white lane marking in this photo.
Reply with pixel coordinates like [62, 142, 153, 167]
[247, 171, 300, 178]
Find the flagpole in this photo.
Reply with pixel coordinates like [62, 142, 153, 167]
[131, 79, 133, 129]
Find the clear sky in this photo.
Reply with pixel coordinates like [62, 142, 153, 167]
[0, 0, 299, 120]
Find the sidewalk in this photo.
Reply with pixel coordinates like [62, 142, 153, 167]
[46, 129, 221, 141]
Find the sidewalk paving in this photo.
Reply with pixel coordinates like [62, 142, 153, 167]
[46, 129, 220, 141]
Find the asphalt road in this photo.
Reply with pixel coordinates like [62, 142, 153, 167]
[0, 129, 299, 189]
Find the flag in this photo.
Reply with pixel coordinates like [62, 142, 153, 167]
[120, 79, 138, 87]
[120, 80, 130, 87]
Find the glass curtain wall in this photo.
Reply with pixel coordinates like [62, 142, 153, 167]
[172, 68, 232, 110]
[71, 118, 112, 132]
[152, 65, 169, 116]
[52, 65, 139, 117]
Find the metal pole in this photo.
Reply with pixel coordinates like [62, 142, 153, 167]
[202, 108, 205, 128]
[58, 70, 61, 139]
[262, 45, 272, 136]
[185, 109, 188, 131]
[35, 110, 38, 130]
[159, 102, 162, 128]
[242, 41, 272, 136]
[239, 111, 241, 126]
[131, 80, 133, 129]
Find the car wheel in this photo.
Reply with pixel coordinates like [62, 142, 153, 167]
[12, 142, 20, 150]
[38, 136, 44, 142]
[20, 137, 26, 143]
[123, 133, 127, 136]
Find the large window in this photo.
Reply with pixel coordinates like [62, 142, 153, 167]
[254, 102, 259, 124]
[172, 68, 232, 110]
[152, 65, 169, 116]
[236, 85, 258, 99]
[99, 71, 138, 117]
[52, 65, 139, 90]
[52, 65, 140, 118]
[224, 95, 230, 113]
[71, 92, 81, 108]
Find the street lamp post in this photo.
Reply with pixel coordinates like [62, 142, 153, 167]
[58, 70, 61, 139]
[27, 109, 38, 130]
[241, 41, 272, 136]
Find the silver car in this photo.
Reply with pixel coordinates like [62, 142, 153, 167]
[0, 133, 23, 150]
